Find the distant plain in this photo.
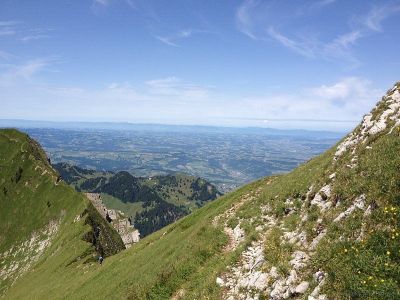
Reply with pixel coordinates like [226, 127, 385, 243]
[9, 123, 345, 192]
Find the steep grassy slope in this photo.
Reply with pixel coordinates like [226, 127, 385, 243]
[0, 130, 124, 296]
[1, 82, 400, 299]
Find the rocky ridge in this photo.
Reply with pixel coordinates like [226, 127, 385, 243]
[215, 82, 400, 299]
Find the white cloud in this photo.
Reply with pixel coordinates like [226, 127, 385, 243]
[218, 77, 382, 130]
[1, 74, 384, 131]
[306, 77, 375, 100]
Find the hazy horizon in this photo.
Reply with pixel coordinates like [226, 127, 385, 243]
[0, 118, 348, 134]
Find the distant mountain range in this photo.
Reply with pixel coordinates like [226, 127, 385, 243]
[0, 119, 345, 139]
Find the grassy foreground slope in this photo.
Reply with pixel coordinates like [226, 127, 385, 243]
[0, 129, 124, 297]
[1, 82, 400, 299]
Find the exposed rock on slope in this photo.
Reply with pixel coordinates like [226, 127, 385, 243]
[213, 82, 400, 300]
[335, 85, 400, 159]
[86, 193, 140, 248]
[0, 219, 60, 289]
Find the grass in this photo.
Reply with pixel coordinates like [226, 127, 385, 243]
[101, 193, 145, 217]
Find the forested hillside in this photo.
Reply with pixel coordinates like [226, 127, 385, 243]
[54, 163, 221, 236]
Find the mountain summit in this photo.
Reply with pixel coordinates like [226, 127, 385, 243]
[0, 82, 399, 299]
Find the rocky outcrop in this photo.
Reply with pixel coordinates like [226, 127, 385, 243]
[114, 219, 140, 248]
[335, 85, 400, 160]
[85, 193, 140, 248]
[214, 83, 400, 299]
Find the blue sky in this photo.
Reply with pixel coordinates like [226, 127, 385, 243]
[0, 0, 399, 131]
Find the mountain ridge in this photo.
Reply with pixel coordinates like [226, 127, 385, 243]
[0, 82, 399, 299]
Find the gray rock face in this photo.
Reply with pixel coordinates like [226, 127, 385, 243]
[311, 185, 332, 211]
[85, 193, 140, 248]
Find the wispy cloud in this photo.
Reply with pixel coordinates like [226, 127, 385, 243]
[309, 0, 336, 10]
[155, 36, 180, 47]
[0, 21, 51, 42]
[0, 28, 15, 36]
[236, 0, 400, 64]
[362, 3, 400, 32]
[19, 28, 52, 42]
[145, 76, 211, 99]
[92, 0, 136, 10]
[0, 20, 18, 36]
[236, 0, 259, 39]
[156, 29, 208, 47]
[0, 21, 19, 26]
[0, 50, 13, 60]
[93, 0, 110, 6]
[0, 59, 51, 86]
[20, 34, 50, 42]
[266, 27, 316, 58]
[331, 30, 362, 49]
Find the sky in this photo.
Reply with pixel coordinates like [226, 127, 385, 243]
[0, 0, 400, 131]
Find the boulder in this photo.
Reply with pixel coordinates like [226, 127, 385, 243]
[295, 281, 309, 294]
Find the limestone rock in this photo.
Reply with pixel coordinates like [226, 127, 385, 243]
[290, 251, 309, 270]
[295, 281, 309, 294]
[216, 277, 224, 286]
